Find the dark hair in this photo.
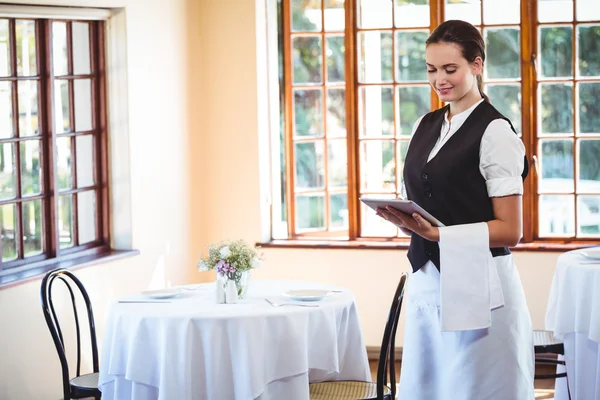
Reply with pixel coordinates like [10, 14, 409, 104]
[426, 20, 489, 102]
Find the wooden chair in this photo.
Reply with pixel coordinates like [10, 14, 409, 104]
[533, 329, 571, 400]
[41, 268, 101, 399]
[309, 272, 408, 400]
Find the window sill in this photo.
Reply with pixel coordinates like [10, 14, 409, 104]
[0, 247, 140, 289]
[258, 239, 599, 252]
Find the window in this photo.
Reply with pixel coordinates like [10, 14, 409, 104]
[0, 17, 110, 278]
[273, 0, 600, 247]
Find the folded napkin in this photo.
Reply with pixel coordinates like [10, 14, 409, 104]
[439, 222, 504, 332]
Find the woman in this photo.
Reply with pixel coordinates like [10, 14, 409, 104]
[376, 20, 535, 399]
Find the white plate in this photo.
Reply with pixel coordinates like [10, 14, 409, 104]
[282, 289, 330, 302]
[141, 288, 184, 299]
[581, 248, 600, 260]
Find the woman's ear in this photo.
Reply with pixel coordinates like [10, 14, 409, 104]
[471, 56, 483, 76]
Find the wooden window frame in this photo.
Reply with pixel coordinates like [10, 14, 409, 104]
[0, 17, 118, 286]
[273, 0, 600, 250]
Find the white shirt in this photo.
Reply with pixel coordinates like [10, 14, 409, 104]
[402, 99, 526, 199]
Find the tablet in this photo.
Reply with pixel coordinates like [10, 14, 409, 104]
[359, 197, 446, 227]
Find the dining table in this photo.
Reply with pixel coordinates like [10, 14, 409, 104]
[98, 280, 371, 400]
[545, 247, 600, 400]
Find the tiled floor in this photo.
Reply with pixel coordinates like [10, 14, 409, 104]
[369, 361, 559, 399]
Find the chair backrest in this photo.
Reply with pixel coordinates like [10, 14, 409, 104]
[40, 268, 99, 399]
[375, 272, 408, 400]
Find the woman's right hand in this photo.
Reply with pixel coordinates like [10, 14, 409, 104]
[376, 207, 413, 236]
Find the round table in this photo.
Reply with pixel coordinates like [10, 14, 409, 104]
[98, 280, 371, 400]
[545, 248, 600, 400]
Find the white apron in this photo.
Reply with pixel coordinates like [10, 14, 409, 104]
[397, 256, 535, 400]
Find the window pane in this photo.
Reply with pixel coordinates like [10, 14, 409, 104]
[483, 0, 519, 24]
[578, 140, 600, 189]
[18, 80, 39, 137]
[0, 143, 15, 200]
[20, 140, 42, 196]
[540, 26, 573, 78]
[539, 195, 575, 236]
[325, 0, 344, 32]
[578, 26, 600, 77]
[395, 31, 428, 82]
[295, 194, 325, 230]
[538, 139, 574, 193]
[358, 0, 392, 29]
[579, 82, 600, 134]
[72, 22, 90, 75]
[58, 194, 73, 248]
[327, 88, 346, 137]
[359, 86, 394, 137]
[52, 22, 68, 76]
[76, 135, 94, 188]
[538, 0, 573, 22]
[292, 36, 322, 84]
[78, 190, 96, 244]
[23, 199, 42, 256]
[487, 84, 521, 134]
[295, 141, 325, 189]
[577, 0, 600, 22]
[397, 140, 410, 188]
[326, 35, 344, 83]
[540, 83, 573, 134]
[445, 0, 481, 25]
[328, 139, 347, 188]
[1, 203, 18, 261]
[360, 140, 396, 191]
[74, 79, 93, 131]
[485, 28, 520, 80]
[54, 80, 71, 133]
[358, 31, 393, 83]
[0, 81, 13, 139]
[330, 192, 348, 229]
[16, 20, 36, 76]
[360, 194, 397, 237]
[397, 86, 430, 136]
[395, 0, 429, 28]
[56, 137, 72, 190]
[293, 89, 323, 137]
[0, 19, 10, 76]
[578, 196, 600, 236]
[291, 0, 322, 32]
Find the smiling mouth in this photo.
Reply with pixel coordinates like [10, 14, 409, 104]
[437, 87, 452, 94]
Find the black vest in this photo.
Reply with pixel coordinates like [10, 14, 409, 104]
[403, 101, 528, 273]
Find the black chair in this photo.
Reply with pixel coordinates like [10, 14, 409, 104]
[41, 268, 101, 400]
[533, 329, 571, 400]
[308, 272, 408, 400]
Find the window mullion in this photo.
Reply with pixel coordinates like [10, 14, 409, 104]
[346, 0, 359, 240]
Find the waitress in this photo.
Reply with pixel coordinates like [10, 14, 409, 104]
[377, 20, 535, 399]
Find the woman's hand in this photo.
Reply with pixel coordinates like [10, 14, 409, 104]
[377, 206, 440, 242]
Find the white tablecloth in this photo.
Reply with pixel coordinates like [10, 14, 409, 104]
[545, 249, 600, 400]
[98, 280, 371, 400]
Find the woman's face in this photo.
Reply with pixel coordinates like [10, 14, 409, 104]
[425, 42, 481, 103]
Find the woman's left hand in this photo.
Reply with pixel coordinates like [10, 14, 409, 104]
[379, 206, 440, 242]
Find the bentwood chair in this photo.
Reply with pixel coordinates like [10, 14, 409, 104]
[308, 272, 408, 400]
[533, 329, 571, 400]
[41, 268, 101, 399]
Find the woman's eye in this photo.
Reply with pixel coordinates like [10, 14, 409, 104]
[427, 70, 436, 73]
[446, 70, 456, 74]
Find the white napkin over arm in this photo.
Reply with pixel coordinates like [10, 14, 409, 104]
[439, 222, 504, 332]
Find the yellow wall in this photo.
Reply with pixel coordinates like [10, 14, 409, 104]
[0, 1, 562, 399]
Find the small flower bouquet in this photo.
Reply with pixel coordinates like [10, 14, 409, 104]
[197, 240, 263, 299]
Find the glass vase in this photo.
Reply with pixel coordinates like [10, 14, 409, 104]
[235, 270, 251, 299]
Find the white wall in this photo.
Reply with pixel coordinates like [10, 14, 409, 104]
[0, 1, 563, 399]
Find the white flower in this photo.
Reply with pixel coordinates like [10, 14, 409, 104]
[219, 246, 231, 259]
[197, 260, 210, 271]
[251, 256, 263, 269]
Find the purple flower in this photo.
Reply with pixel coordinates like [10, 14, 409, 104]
[216, 260, 236, 275]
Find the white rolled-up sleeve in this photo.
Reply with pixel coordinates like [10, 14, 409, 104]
[479, 119, 526, 198]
